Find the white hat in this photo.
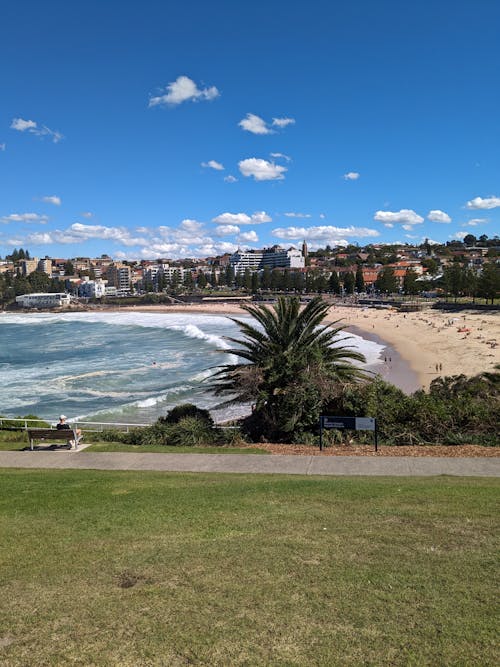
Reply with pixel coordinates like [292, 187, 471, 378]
[60, 415, 67, 420]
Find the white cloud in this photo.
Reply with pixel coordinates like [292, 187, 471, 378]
[0, 143, 5, 151]
[42, 195, 61, 206]
[224, 175, 238, 183]
[461, 218, 487, 227]
[212, 211, 271, 225]
[179, 219, 204, 233]
[465, 196, 500, 210]
[272, 117, 295, 128]
[1, 212, 48, 224]
[319, 213, 325, 219]
[272, 225, 380, 241]
[68, 223, 148, 246]
[238, 158, 287, 181]
[238, 114, 295, 135]
[284, 212, 311, 218]
[451, 232, 468, 240]
[11, 118, 37, 131]
[201, 160, 224, 170]
[81, 212, 93, 218]
[270, 152, 291, 161]
[343, 172, 360, 180]
[383, 223, 394, 228]
[374, 209, 424, 224]
[238, 230, 258, 243]
[402, 224, 413, 231]
[149, 75, 219, 107]
[215, 224, 240, 236]
[10, 117, 62, 143]
[238, 113, 273, 135]
[427, 209, 451, 223]
[405, 234, 419, 239]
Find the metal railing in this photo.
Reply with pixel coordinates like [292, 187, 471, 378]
[0, 417, 150, 433]
[0, 417, 238, 432]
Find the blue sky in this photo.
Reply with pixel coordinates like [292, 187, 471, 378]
[1, 0, 499, 260]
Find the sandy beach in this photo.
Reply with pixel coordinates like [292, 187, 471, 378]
[114, 301, 500, 391]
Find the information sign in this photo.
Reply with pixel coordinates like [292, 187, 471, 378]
[319, 415, 378, 451]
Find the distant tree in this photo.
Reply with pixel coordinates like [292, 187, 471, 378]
[243, 268, 252, 291]
[170, 270, 180, 291]
[402, 269, 420, 295]
[314, 273, 329, 293]
[210, 270, 218, 287]
[225, 265, 235, 287]
[375, 267, 398, 294]
[251, 271, 260, 293]
[293, 271, 305, 292]
[261, 266, 272, 290]
[64, 260, 74, 276]
[463, 233, 477, 247]
[343, 272, 355, 295]
[355, 264, 365, 292]
[329, 270, 341, 294]
[197, 272, 207, 289]
[477, 262, 500, 304]
[271, 269, 282, 291]
[183, 271, 194, 289]
[421, 258, 439, 274]
[443, 264, 465, 302]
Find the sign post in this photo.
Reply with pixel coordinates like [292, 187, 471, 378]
[319, 416, 378, 451]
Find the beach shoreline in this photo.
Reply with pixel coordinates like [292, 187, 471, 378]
[107, 301, 499, 390]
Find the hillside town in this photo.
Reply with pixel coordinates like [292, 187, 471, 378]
[1, 234, 499, 308]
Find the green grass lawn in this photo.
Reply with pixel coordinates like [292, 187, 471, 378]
[0, 471, 498, 666]
[0, 431, 267, 454]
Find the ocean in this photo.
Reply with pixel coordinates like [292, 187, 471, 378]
[0, 311, 386, 425]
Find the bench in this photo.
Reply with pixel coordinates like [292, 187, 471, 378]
[26, 428, 80, 451]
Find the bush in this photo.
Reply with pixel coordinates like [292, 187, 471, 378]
[0, 414, 50, 430]
[158, 403, 214, 427]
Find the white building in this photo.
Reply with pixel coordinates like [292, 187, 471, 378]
[78, 278, 107, 298]
[16, 292, 72, 309]
[229, 245, 305, 273]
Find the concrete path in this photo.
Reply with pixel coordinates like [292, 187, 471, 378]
[0, 451, 498, 477]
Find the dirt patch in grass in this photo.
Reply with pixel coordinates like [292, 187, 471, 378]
[247, 443, 500, 457]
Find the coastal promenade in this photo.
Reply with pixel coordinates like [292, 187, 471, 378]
[0, 451, 498, 477]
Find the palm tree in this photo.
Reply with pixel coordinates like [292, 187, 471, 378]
[210, 296, 367, 441]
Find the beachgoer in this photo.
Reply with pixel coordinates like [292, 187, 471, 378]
[56, 415, 82, 447]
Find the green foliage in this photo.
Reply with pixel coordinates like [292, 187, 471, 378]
[477, 262, 500, 304]
[343, 271, 355, 294]
[355, 264, 365, 292]
[0, 414, 50, 430]
[402, 268, 420, 295]
[375, 266, 398, 293]
[210, 296, 366, 442]
[323, 369, 499, 446]
[158, 403, 214, 427]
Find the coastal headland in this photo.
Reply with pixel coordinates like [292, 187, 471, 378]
[112, 302, 500, 391]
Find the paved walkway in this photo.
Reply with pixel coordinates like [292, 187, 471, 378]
[0, 451, 498, 477]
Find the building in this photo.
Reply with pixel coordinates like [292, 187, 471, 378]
[229, 245, 305, 273]
[106, 263, 131, 295]
[78, 278, 107, 298]
[15, 292, 71, 309]
[19, 258, 39, 275]
[37, 258, 53, 275]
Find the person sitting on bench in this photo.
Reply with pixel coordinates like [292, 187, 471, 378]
[56, 415, 82, 447]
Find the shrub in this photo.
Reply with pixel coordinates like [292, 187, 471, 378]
[158, 403, 214, 428]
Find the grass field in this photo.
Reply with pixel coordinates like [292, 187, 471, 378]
[0, 471, 498, 666]
[0, 431, 267, 454]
